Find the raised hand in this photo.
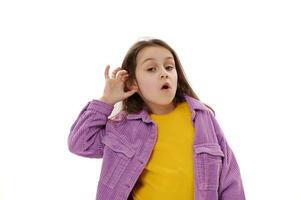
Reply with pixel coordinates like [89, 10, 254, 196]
[100, 65, 138, 105]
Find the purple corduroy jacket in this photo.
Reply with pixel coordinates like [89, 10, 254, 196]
[68, 94, 246, 200]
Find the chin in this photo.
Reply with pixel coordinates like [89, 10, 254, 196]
[155, 99, 173, 105]
[140, 89, 176, 105]
[154, 93, 176, 105]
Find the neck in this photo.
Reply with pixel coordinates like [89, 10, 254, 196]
[147, 102, 176, 115]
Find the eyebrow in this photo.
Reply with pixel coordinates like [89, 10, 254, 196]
[142, 56, 174, 65]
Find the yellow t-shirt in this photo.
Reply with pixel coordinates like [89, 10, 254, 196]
[132, 101, 195, 200]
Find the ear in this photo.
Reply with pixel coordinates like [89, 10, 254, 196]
[132, 80, 141, 96]
[125, 79, 139, 91]
[132, 79, 138, 87]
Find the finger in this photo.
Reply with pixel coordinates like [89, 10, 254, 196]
[111, 67, 122, 79]
[121, 74, 129, 82]
[104, 65, 110, 79]
[116, 70, 128, 80]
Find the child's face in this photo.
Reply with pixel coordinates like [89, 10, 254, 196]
[133, 46, 178, 112]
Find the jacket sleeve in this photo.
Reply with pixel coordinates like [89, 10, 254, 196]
[208, 111, 246, 200]
[67, 99, 114, 158]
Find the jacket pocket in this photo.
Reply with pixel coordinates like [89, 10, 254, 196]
[193, 143, 224, 191]
[99, 133, 135, 189]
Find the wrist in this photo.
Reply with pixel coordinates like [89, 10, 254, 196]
[99, 96, 115, 106]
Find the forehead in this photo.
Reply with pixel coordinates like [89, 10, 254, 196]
[136, 46, 174, 64]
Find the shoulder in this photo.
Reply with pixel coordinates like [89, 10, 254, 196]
[109, 110, 127, 121]
[108, 110, 127, 124]
[184, 94, 214, 115]
[107, 110, 129, 130]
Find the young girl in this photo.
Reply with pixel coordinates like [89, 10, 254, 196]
[68, 38, 246, 200]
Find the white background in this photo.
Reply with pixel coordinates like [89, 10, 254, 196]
[0, 0, 300, 199]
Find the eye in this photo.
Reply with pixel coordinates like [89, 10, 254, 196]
[166, 66, 174, 70]
[147, 67, 156, 72]
[147, 66, 174, 72]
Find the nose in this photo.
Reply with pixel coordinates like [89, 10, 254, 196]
[161, 74, 168, 79]
[160, 67, 169, 79]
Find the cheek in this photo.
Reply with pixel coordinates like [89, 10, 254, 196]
[172, 72, 178, 82]
[174, 72, 178, 80]
[136, 74, 157, 92]
[139, 78, 156, 91]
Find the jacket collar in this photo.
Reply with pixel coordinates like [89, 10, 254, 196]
[126, 94, 208, 123]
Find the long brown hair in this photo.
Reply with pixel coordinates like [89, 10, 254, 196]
[118, 38, 215, 116]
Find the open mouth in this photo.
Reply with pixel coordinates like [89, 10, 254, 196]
[161, 83, 171, 90]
